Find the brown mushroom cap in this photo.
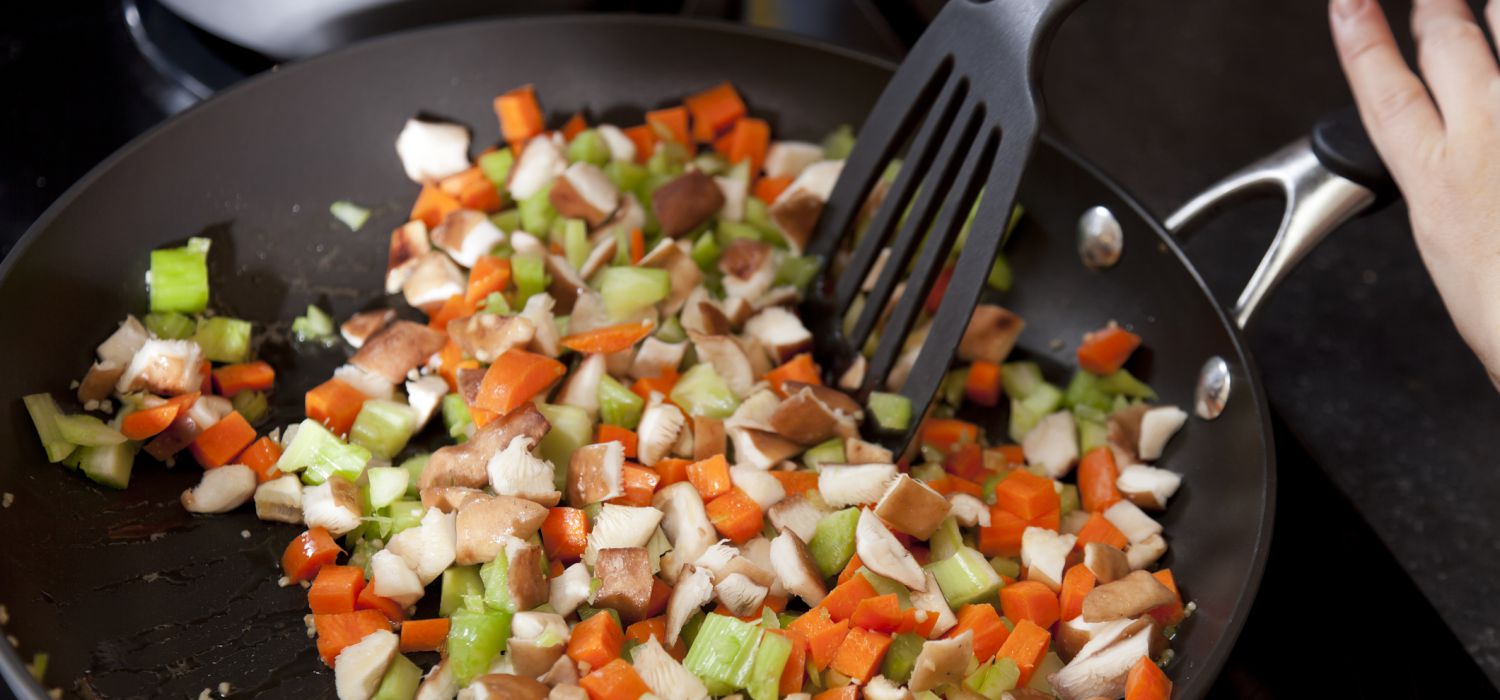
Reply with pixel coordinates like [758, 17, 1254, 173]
[350, 320, 448, 384]
[1107, 404, 1149, 462]
[546, 254, 590, 315]
[455, 496, 550, 565]
[447, 314, 537, 364]
[509, 640, 566, 680]
[1081, 569, 1176, 622]
[781, 382, 863, 417]
[78, 361, 123, 403]
[420, 486, 490, 513]
[770, 530, 827, 606]
[469, 673, 550, 700]
[692, 416, 726, 461]
[957, 304, 1026, 364]
[340, 309, 396, 349]
[873, 475, 952, 540]
[769, 386, 854, 446]
[729, 426, 804, 470]
[566, 441, 626, 507]
[652, 170, 725, 238]
[593, 547, 655, 624]
[1082, 542, 1130, 584]
[690, 331, 756, 398]
[639, 239, 704, 316]
[549, 170, 611, 226]
[768, 189, 823, 255]
[421, 404, 551, 490]
[386, 220, 432, 294]
[507, 543, 550, 611]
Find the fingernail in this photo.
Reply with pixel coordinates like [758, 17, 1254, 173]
[1333, 0, 1366, 19]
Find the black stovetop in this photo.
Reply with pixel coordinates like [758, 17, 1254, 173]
[1, 0, 1496, 697]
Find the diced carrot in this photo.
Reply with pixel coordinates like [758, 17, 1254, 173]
[436, 339, 465, 392]
[1075, 511, 1130, 551]
[283, 527, 342, 583]
[120, 392, 198, 440]
[920, 418, 981, 453]
[238, 436, 284, 483]
[944, 443, 986, 482]
[978, 505, 1030, 557]
[646, 579, 672, 618]
[439, 166, 503, 213]
[560, 112, 587, 141]
[829, 626, 891, 684]
[1078, 446, 1123, 513]
[541, 507, 590, 563]
[212, 361, 275, 397]
[686, 453, 732, 500]
[611, 464, 659, 507]
[568, 610, 624, 673]
[1125, 655, 1173, 700]
[1148, 569, 1185, 626]
[924, 264, 955, 315]
[597, 425, 639, 460]
[356, 575, 406, 623]
[623, 125, 656, 164]
[469, 406, 498, 429]
[399, 618, 451, 653]
[769, 470, 820, 497]
[705, 488, 763, 544]
[465, 255, 513, 306]
[629, 228, 646, 265]
[495, 84, 546, 146]
[410, 183, 461, 229]
[684, 82, 747, 142]
[965, 361, 1004, 407]
[813, 686, 859, 700]
[646, 106, 690, 146]
[549, 559, 564, 578]
[1000, 580, 1060, 630]
[306, 378, 367, 437]
[995, 444, 1026, 467]
[806, 619, 851, 671]
[994, 469, 1060, 521]
[1059, 564, 1097, 621]
[308, 565, 365, 615]
[188, 411, 257, 469]
[769, 628, 808, 696]
[926, 476, 983, 499]
[654, 458, 693, 487]
[314, 609, 390, 667]
[625, 616, 686, 660]
[562, 320, 655, 355]
[753, 175, 793, 205]
[1077, 324, 1142, 376]
[821, 575, 878, 622]
[719, 117, 770, 174]
[473, 349, 567, 414]
[764, 353, 821, 398]
[836, 554, 865, 586]
[629, 368, 679, 403]
[946, 604, 1010, 660]
[579, 657, 651, 700]
[428, 294, 477, 331]
[996, 619, 1051, 686]
[1031, 508, 1061, 532]
[849, 594, 904, 633]
[199, 360, 213, 395]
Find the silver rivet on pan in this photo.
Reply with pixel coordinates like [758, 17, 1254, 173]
[1195, 356, 1231, 420]
[1077, 205, 1123, 269]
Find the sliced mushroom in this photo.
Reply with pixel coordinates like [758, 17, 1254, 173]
[1023, 410, 1080, 479]
[596, 125, 637, 164]
[592, 547, 655, 623]
[844, 437, 892, 465]
[908, 571, 957, 637]
[639, 238, 704, 317]
[768, 189, 823, 256]
[549, 562, 592, 618]
[1125, 533, 1167, 571]
[592, 192, 645, 244]
[724, 466, 785, 511]
[509, 134, 567, 201]
[652, 170, 725, 238]
[566, 440, 625, 507]
[864, 675, 914, 700]
[1060, 509, 1092, 536]
[518, 293, 562, 358]
[726, 389, 780, 431]
[1137, 405, 1188, 461]
[1083, 542, 1131, 584]
[1021, 526, 1077, 592]
[1048, 617, 1156, 700]
[652, 482, 717, 582]
[407, 374, 448, 429]
[838, 355, 867, 393]
[764, 141, 824, 180]
[544, 254, 590, 315]
[341, 309, 396, 349]
[728, 426, 803, 470]
[714, 572, 769, 617]
[873, 475, 951, 540]
[1115, 464, 1182, 510]
[467, 674, 550, 700]
[431, 209, 506, 268]
[687, 416, 725, 462]
[402, 251, 467, 312]
[116, 339, 204, 396]
[584, 504, 664, 566]
[885, 320, 928, 392]
[736, 536, 785, 597]
[97, 315, 148, 367]
[545, 679, 583, 699]
[957, 305, 1026, 364]
[630, 337, 687, 380]
[352, 320, 449, 384]
[446, 314, 535, 366]
[690, 332, 756, 398]
[818, 463, 897, 508]
[1055, 616, 1116, 662]
[1102, 500, 1162, 545]
[387, 221, 433, 295]
[507, 542, 551, 612]
[752, 285, 799, 311]
[78, 361, 123, 403]
[743, 307, 814, 363]
[770, 531, 826, 606]
[384, 507, 458, 585]
[255, 475, 304, 523]
[394, 117, 470, 183]
[549, 353, 605, 421]
[421, 404, 550, 490]
[632, 637, 709, 700]
[484, 437, 560, 507]
[180, 464, 256, 514]
[855, 508, 926, 590]
[302, 476, 363, 536]
[636, 399, 686, 467]
[455, 495, 550, 565]
[908, 631, 973, 693]
[1107, 404, 1149, 463]
[509, 613, 570, 678]
[416, 658, 457, 700]
[946, 494, 990, 528]
[333, 628, 398, 700]
[768, 386, 852, 446]
[371, 549, 425, 606]
[421, 486, 491, 513]
[1081, 570, 1175, 623]
[718, 239, 777, 302]
[766, 495, 828, 543]
[691, 540, 740, 579]
[666, 565, 715, 645]
[577, 236, 618, 282]
[549, 162, 619, 226]
[690, 299, 732, 338]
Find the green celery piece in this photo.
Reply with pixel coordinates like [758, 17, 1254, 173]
[143, 312, 196, 340]
[1001, 362, 1044, 398]
[1009, 384, 1063, 442]
[347, 536, 378, 576]
[292, 304, 336, 345]
[441, 566, 485, 617]
[1064, 371, 1114, 413]
[512, 253, 548, 307]
[867, 392, 911, 432]
[801, 438, 844, 472]
[774, 255, 820, 291]
[330, 200, 371, 232]
[79, 442, 137, 489]
[930, 516, 964, 562]
[776, 613, 799, 630]
[568, 130, 610, 166]
[597, 375, 645, 430]
[655, 315, 687, 344]
[389, 500, 425, 535]
[490, 209, 521, 233]
[482, 291, 511, 315]
[60, 448, 85, 471]
[27, 653, 47, 683]
[680, 611, 707, 648]
[1098, 369, 1157, 400]
[479, 148, 515, 190]
[1077, 416, 1108, 454]
[716, 220, 763, 247]
[744, 196, 773, 232]
[759, 607, 780, 631]
[857, 569, 912, 608]
[398, 455, 429, 497]
[366, 466, 409, 510]
[808, 508, 861, 578]
[25, 394, 76, 463]
[232, 390, 268, 425]
[597, 267, 670, 320]
[987, 254, 1014, 292]
[1002, 205, 1026, 245]
[683, 613, 764, 695]
[910, 462, 945, 483]
[609, 226, 632, 266]
[480, 552, 512, 612]
[194, 316, 252, 363]
[694, 152, 729, 176]
[1058, 484, 1079, 517]
[54, 414, 127, 447]
[279, 419, 371, 485]
[442, 393, 474, 442]
[989, 557, 1021, 579]
[1025, 652, 1064, 692]
[647, 140, 689, 176]
[371, 653, 422, 700]
[670, 363, 740, 419]
[941, 368, 969, 408]
[967, 657, 1020, 699]
[350, 399, 419, 460]
[882, 633, 925, 684]
[691, 232, 721, 272]
[746, 627, 792, 700]
[536, 403, 593, 492]
[520, 183, 557, 235]
[606, 159, 649, 193]
[821, 125, 855, 160]
[149, 238, 210, 313]
[447, 608, 512, 686]
[563, 219, 590, 272]
[927, 547, 1003, 608]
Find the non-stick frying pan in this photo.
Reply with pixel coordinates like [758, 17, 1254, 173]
[0, 15, 1294, 699]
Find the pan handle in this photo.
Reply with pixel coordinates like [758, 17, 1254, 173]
[1165, 107, 1394, 328]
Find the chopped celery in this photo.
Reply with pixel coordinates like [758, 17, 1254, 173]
[482, 291, 511, 315]
[512, 253, 548, 307]
[330, 200, 371, 232]
[655, 315, 687, 344]
[775, 255, 820, 291]
[930, 516, 963, 562]
[479, 148, 515, 190]
[611, 226, 634, 266]
[808, 508, 860, 578]
[746, 627, 792, 700]
[520, 183, 557, 235]
[371, 653, 422, 700]
[562, 218, 590, 272]
[801, 438, 845, 471]
[292, 304, 336, 345]
[759, 607, 780, 631]
[1097, 369, 1157, 400]
[1078, 415, 1108, 453]
[440, 565, 484, 616]
[683, 613, 764, 696]
[447, 607, 512, 686]
[910, 462, 945, 483]
[821, 125, 855, 161]
[536, 403, 593, 492]
[350, 399, 419, 460]
[232, 390, 268, 425]
[882, 633, 925, 684]
[55, 414, 127, 447]
[647, 140, 689, 176]
[278, 419, 371, 485]
[691, 232, 722, 272]
[79, 442, 138, 489]
[567, 129, 610, 166]
[1064, 371, 1114, 413]
[989, 557, 1021, 580]
[681, 611, 707, 648]
[981, 471, 1005, 504]
[194, 316, 252, 363]
[27, 653, 47, 683]
[926, 546, 1003, 608]
[1001, 362, 1045, 398]
[941, 369, 969, 408]
[480, 552, 512, 612]
[694, 152, 730, 176]
[1059, 484, 1079, 517]
[366, 466, 409, 510]
[61, 448, 85, 471]
[442, 393, 474, 442]
[1003, 205, 1026, 244]
[348, 536, 379, 576]
[399, 455, 428, 497]
[144, 312, 196, 340]
[606, 159, 649, 193]
[987, 254, 1014, 292]
[149, 238, 210, 313]
[24, 393, 76, 463]
[490, 209, 521, 233]
[1009, 383, 1064, 442]
[965, 657, 1019, 699]
[670, 363, 740, 419]
[389, 499, 425, 535]
[716, 220, 763, 247]
[744, 196, 773, 233]
[597, 375, 644, 430]
[867, 392, 912, 432]
[858, 569, 912, 608]
[597, 267, 670, 320]
[1026, 652, 1064, 692]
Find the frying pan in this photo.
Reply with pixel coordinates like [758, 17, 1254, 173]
[0, 15, 1301, 699]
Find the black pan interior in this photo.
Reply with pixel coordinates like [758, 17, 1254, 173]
[0, 16, 1271, 699]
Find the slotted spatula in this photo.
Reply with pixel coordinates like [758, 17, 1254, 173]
[799, 0, 1082, 453]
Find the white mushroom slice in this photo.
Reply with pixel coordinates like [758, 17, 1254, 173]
[333, 363, 396, 400]
[395, 118, 470, 183]
[718, 239, 777, 302]
[550, 162, 619, 226]
[1082, 570, 1176, 623]
[946, 493, 991, 528]
[416, 659, 457, 700]
[341, 309, 396, 349]
[584, 504, 664, 566]
[690, 332, 756, 398]
[566, 441, 625, 507]
[908, 572, 957, 637]
[509, 134, 567, 201]
[547, 681, 585, 699]
[406, 375, 448, 429]
[818, 463, 897, 508]
[509, 231, 548, 257]
[429, 210, 505, 269]
[786, 160, 843, 201]
[714, 572, 768, 617]
[577, 236, 618, 282]
[769, 161, 843, 253]
[385, 507, 458, 585]
[908, 631, 972, 693]
[1137, 406, 1188, 461]
[1023, 410, 1079, 478]
[726, 389, 781, 431]
[753, 286, 799, 311]
[519, 293, 562, 357]
[863, 675, 913, 700]
[98, 315, 147, 366]
[873, 475, 951, 540]
[957, 305, 1026, 364]
[1102, 500, 1163, 544]
[1020, 526, 1077, 592]
[691, 540, 740, 578]
[1125, 533, 1168, 570]
[487, 437, 560, 507]
[402, 252, 467, 310]
[180, 464, 256, 514]
[729, 466, 786, 510]
[596, 124, 637, 164]
[766, 495, 828, 543]
[743, 307, 813, 363]
[1084, 542, 1131, 584]
[653, 482, 717, 582]
[844, 437, 892, 464]
[855, 508, 926, 590]
[302, 477, 363, 536]
[1060, 509, 1092, 536]
[554, 353, 605, 420]
[78, 360, 123, 403]
[1115, 464, 1182, 510]
[116, 339, 204, 395]
[370, 549, 425, 606]
[629, 337, 687, 380]
[254, 475, 304, 523]
[636, 399, 686, 466]
[1048, 618, 1155, 700]
[715, 175, 748, 222]
[632, 637, 709, 700]
[333, 629, 398, 700]
[548, 562, 592, 618]
[191, 394, 234, 427]
[763, 141, 824, 180]
[666, 566, 715, 645]
[770, 531, 826, 606]
[594, 193, 645, 244]
[728, 426, 802, 471]
[387, 221, 433, 295]
[736, 536, 784, 597]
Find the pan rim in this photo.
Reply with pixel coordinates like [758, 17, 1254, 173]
[0, 13, 1274, 700]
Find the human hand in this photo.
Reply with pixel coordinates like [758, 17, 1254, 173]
[1330, 0, 1500, 384]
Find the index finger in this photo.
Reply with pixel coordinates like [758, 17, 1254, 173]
[1330, 0, 1445, 178]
